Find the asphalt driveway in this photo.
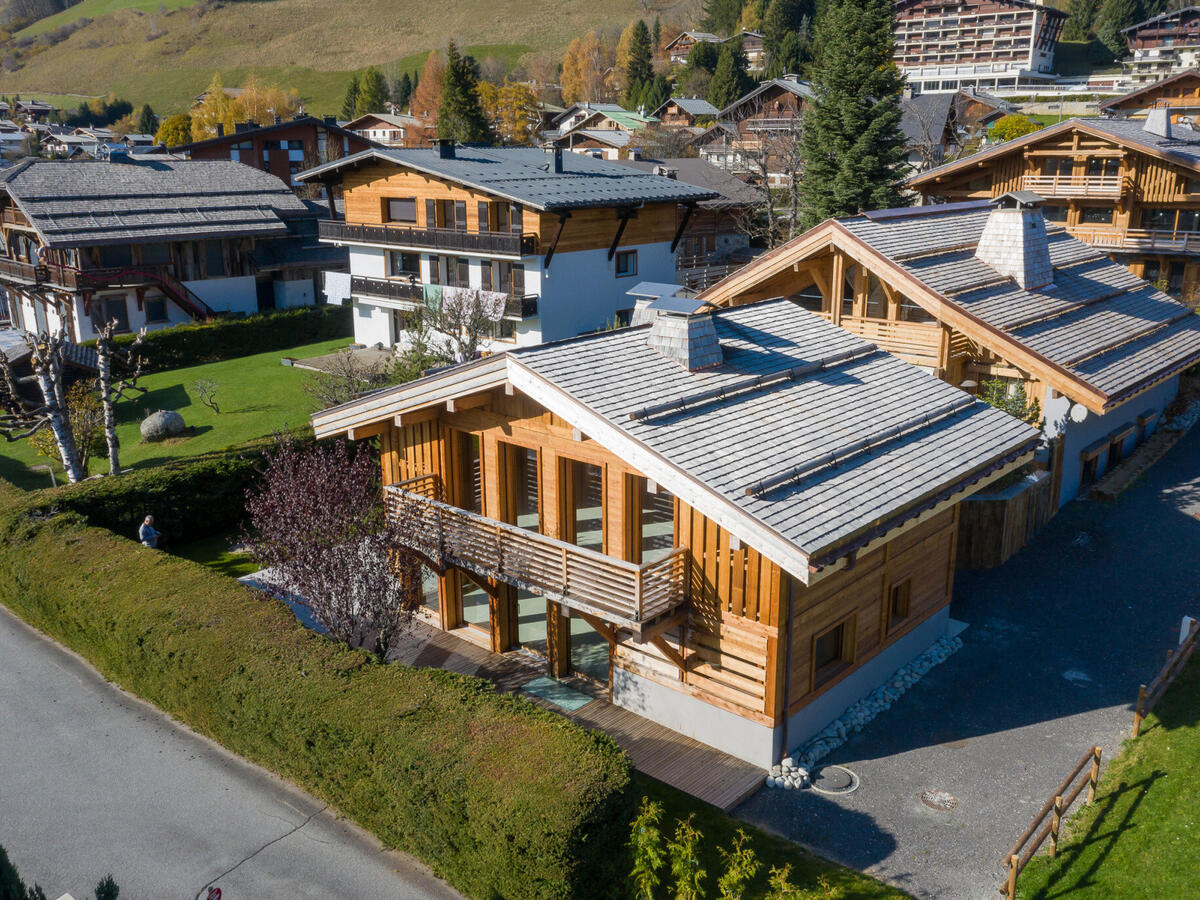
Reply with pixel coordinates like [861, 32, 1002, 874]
[0, 605, 460, 900]
[735, 425, 1200, 899]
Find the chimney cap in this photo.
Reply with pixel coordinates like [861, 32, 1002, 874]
[991, 190, 1045, 209]
[1145, 104, 1173, 138]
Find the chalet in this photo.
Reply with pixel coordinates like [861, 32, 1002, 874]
[310, 297, 1039, 766]
[12, 100, 57, 122]
[164, 116, 376, 192]
[1120, 6, 1200, 86]
[545, 102, 627, 139]
[0, 120, 19, 134]
[734, 30, 766, 71]
[708, 78, 814, 183]
[894, 0, 1067, 94]
[1099, 70, 1200, 120]
[0, 158, 344, 341]
[41, 134, 94, 158]
[697, 195, 1200, 508]
[908, 113, 1200, 305]
[343, 112, 426, 148]
[296, 143, 715, 352]
[901, 89, 1013, 171]
[665, 31, 722, 65]
[553, 108, 660, 160]
[650, 97, 719, 129]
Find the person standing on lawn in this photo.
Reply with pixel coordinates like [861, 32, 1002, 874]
[139, 515, 160, 549]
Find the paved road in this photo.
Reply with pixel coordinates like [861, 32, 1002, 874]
[0, 605, 460, 900]
[736, 424, 1200, 899]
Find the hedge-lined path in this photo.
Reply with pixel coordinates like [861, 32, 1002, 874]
[389, 618, 766, 812]
[0, 604, 460, 900]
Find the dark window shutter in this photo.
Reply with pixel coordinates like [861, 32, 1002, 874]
[478, 201, 490, 232]
[512, 263, 525, 294]
[425, 199, 436, 229]
[455, 201, 467, 231]
[511, 204, 523, 234]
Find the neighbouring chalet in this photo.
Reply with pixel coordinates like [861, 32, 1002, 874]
[343, 112, 427, 148]
[1120, 6, 1200, 86]
[553, 108, 660, 161]
[700, 78, 813, 183]
[735, 30, 766, 71]
[162, 116, 376, 192]
[296, 143, 715, 351]
[310, 298, 1039, 765]
[650, 97, 719, 130]
[698, 195, 1200, 508]
[12, 100, 57, 122]
[894, 0, 1067, 94]
[664, 31, 722, 65]
[0, 158, 345, 340]
[543, 102, 626, 140]
[900, 89, 1014, 171]
[1099, 70, 1200, 120]
[908, 113, 1200, 305]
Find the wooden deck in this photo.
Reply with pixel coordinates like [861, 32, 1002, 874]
[390, 619, 766, 812]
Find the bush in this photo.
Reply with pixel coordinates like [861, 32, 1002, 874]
[0, 486, 634, 899]
[86, 306, 352, 375]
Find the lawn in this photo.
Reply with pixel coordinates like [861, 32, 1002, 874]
[0, 337, 349, 490]
[170, 533, 260, 579]
[13, 0, 200, 38]
[1016, 654, 1200, 898]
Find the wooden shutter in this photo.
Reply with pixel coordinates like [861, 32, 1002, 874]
[478, 201, 490, 232]
[455, 201, 467, 231]
[425, 199, 436, 229]
[512, 263, 525, 295]
[510, 204, 523, 234]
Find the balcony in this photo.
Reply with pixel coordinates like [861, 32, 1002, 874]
[1021, 174, 1126, 199]
[1068, 225, 1200, 254]
[386, 479, 689, 639]
[319, 219, 537, 257]
[0, 257, 41, 283]
[351, 275, 539, 320]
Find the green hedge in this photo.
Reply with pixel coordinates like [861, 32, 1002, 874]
[86, 306, 352, 374]
[0, 487, 633, 899]
[19, 434, 298, 544]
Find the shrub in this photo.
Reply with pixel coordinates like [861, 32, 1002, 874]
[86, 306, 352, 375]
[0, 487, 634, 899]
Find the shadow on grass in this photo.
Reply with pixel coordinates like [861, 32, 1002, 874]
[1023, 770, 1166, 900]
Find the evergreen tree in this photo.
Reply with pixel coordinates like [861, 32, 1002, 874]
[355, 66, 389, 117]
[1063, 0, 1100, 41]
[438, 41, 494, 142]
[1095, 0, 1138, 57]
[764, 0, 814, 66]
[623, 20, 655, 108]
[652, 16, 662, 51]
[687, 40, 722, 74]
[703, 0, 743, 35]
[395, 71, 413, 110]
[707, 44, 744, 111]
[798, 0, 909, 229]
[340, 72, 361, 120]
[641, 74, 671, 116]
[135, 104, 156, 135]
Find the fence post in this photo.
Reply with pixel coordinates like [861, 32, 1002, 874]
[1133, 684, 1146, 738]
[1050, 795, 1063, 858]
[1088, 746, 1101, 804]
[1006, 854, 1019, 899]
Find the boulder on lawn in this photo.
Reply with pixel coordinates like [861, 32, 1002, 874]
[140, 410, 186, 442]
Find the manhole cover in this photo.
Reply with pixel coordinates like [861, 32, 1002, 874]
[920, 789, 958, 811]
[809, 765, 860, 796]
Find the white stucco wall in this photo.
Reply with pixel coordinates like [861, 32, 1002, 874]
[274, 278, 315, 309]
[352, 300, 393, 348]
[182, 275, 258, 315]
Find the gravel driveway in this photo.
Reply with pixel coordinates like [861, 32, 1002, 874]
[734, 426, 1200, 900]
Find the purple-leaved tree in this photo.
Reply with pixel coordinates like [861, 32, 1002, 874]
[243, 437, 422, 660]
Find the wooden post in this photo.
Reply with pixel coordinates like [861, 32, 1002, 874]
[1088, 746, 1101, 804]
[1050, 795, 1063, 857]
[1133, 684, 1147, 737]
[1006, 854, 1019, 900]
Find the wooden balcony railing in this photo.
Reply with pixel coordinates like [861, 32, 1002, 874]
[1067, 225, 1200, 254]
[0, 256, 41, 283]
[819, 313, 942, 367]
[385, 479, 689, 638]
[319, 219, 537, 257]
[351, 275, 539, 320]
[1020, 174, 1125, 199]
[1, 208, 31, 227]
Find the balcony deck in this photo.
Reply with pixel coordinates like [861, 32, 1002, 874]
[1021, 174, 1125, 199]
[1069, 224, 1200, 254]
[351, 275, 538, 320]
[320, 219, 537, 257]
[385, 479, 689, 640]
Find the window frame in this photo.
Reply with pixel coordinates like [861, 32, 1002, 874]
[615, 249, 638, 278]
[144, 295, 169, 324]
[384, 197, 418, 225]
[885, 577, 913, 637]
[812, 615, 856, 690]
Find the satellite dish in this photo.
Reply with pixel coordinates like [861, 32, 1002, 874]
[1045, 393, 1071, 424]
[1069, 403, 1089, 424]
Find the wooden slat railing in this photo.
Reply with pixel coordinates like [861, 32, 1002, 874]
[818, 313, 942, 365]
[320, 219, 537, 256]
[1068, 225, 1200, 254]
[0, 256, 41, 283]
[1021, 174, 1125, 199]
[1001, 746, 1102, 899]
[1132, 618, 1200, 737]
[385, 480, 688, 636]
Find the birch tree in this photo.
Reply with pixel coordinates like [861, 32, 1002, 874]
[430, 287, 506, 363]
[94, 320, 146, 476]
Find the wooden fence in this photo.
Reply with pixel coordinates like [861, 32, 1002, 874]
[1132, 618, 1200, 738]
[1001, 745, 1102, 899]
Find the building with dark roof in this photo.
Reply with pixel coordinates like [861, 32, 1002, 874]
[342, 112, 427, 148]
[1120, 6, 1200, 86]
[703, 78, 814, 184]
[900, 89, 1013, 172]
[650, 97, 719, 129]
[297, 142, 716, 352]
[1100, 69, 1200, 119]
[0, 157, 345, 340]
[909, 113, 1200, 306]
[699, 194, 1200, 507]
[309, 297, 1037, 766]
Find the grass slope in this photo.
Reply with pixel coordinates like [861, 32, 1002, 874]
[14, 0, 199, 38]
[3, 0, 643, 113]
[1017, 655, 1200, 898]
[0, 336, 346, 490]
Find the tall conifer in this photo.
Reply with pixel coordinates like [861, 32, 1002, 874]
[438, 41, 494, 143]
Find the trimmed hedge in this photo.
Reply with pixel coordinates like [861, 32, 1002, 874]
[0, 487, 633, 899]
[86, 306, 352, 374]
[19, 434, 303, 544]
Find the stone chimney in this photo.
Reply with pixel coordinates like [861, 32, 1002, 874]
[975, 192, 1054, 291]
[646, 306, 724, 371]
[1145, 104, 1172, 139]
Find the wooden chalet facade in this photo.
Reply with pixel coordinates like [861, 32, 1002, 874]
[312, 299, 1038, 765]
[552, 108, 659, 161]
[704, 79, 814, 184]
[895, 0, 1066, 93]
[0, 158, 341, 340]
[698, 196, 1200, 508]
[1120, 6, 1200, 85]
[297, 144, 715, 352]
[909, 115, 1200, 306]
[1099, 70, 1200, 120]
[651, 97, 719, 130]
[664, 31, 722, 65]
[343, 112, 427, 148]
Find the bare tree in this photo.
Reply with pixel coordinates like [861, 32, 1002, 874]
[0, 325, 85, 483]
[243, 437, 422, 660]
[95, 320, 146, 476]
[429, 287, 506, 363]
[303, 347, 394, 410]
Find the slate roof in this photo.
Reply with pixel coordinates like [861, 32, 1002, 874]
[0, 158, 311, 248]
[295, 145, 718, 212]
[653, 97, 719, 118]
[839, 203, 1200, 406]
[1122, 4, 1200, 33]
[167, 115, 374, 155]
[565, 129, 633, 148]
[718, 78, 814, 120]
[615, 157, 765, 208]
[1099, 71, 1200, 112]
[900, 93, 955, 145]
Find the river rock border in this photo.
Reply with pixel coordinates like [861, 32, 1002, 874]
[766, 633, 964, 790]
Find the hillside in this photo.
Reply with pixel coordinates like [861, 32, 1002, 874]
[0, 0, 661, 114]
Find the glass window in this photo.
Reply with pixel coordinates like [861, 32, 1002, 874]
[1086, 157, 1119, 178]
[92, 296, 129, 333]
[386, 198, 417, 223]
[1079, 206, 1114, 225]
[421, 567, 439, 615]
[204, 240, 224, 275]
[480, 261, 493, 291]
[1042, 158, 1074, 177]
[1179, 209, 1200, 232]
[813, 617, 853, 687]
[615, 249, 638, 278]
[1142, 207, 1175, 230]
[455, 257, 470, 287]
[1043, 205, 1069, 223]
[145, 296, 168, 323]
[454, 201, 467, 232]
[97, 244, 132, 268]
[459, 579, 490, 632]
[493, 319, 516, 341]
[140, 243, 171, 265]
[634, 477, 675, 564]
[494, 202, 510, 233]
[899, 299, 935, 323]
[510, 203, 523, 234]
[387, 251, 420, 277]
[427, 255, 441, 285]
[888, 579, 912, 632]
[562, 458, 603, 552]
[456, 431, 481, 514]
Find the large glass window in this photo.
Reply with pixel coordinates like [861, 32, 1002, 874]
[387, 251, 420, 277]
[91, 296, 129, 333]
[456, 431, 482, 514]
[632, 476, 674, 564]
[460, 580, 490, 632]
[562, 458, 603, 552]
[1086, 157, 1119, 178]
[1079, 206, 1114, 225]
[386, 197, 417, 223]
[1142, 207, 1176, 230]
